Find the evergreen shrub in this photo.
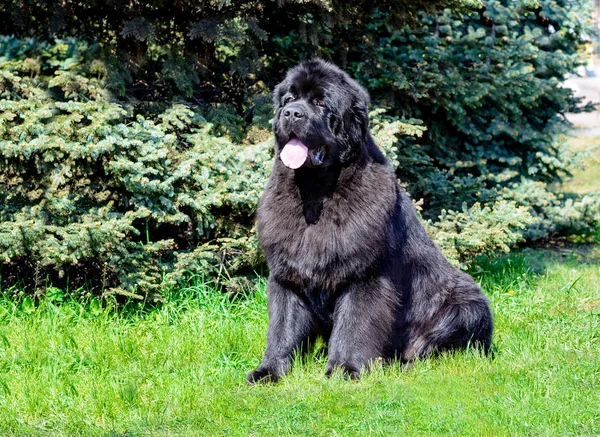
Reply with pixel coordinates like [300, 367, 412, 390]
[0, 0, 598, 298]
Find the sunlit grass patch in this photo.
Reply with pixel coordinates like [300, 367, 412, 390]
[0, 248, 599, 436]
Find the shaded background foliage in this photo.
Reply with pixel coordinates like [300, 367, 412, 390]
[0, 0, 598, 299]
[0, 0, 460, 102]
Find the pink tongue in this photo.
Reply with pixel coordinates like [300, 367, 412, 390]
[280, 138, 308, 169]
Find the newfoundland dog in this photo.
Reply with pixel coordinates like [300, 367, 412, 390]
[247, 59, 493, 384]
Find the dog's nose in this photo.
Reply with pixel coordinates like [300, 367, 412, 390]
[283, 105, 305, 119]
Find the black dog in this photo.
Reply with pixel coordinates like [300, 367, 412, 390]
[247, 59, 492, 383]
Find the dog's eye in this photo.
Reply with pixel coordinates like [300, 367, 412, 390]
[314, 99, 325, 108]
[284, 95, 295, 105]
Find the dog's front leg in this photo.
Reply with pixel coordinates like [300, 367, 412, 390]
[325, 277, 397, 379]
[246, 276, 313, 384]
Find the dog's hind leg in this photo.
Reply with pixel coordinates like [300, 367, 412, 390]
[402, 292, 493, 362]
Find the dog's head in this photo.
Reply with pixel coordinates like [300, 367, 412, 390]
[272, 59, 370, 169]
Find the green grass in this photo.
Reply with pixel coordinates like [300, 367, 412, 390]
[0, 247, 599, 436]
[561, 130, 600, 194]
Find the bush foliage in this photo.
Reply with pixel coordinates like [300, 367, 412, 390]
[0, 0, 598, 298]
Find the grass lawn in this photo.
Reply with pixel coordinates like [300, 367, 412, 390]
[0, 246, 599, 436]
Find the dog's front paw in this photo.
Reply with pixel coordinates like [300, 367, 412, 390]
[246, 368, 281, 385]
[325, 361, 361, 380]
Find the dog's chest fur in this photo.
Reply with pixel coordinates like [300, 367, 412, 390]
[258, 160, 397, 289]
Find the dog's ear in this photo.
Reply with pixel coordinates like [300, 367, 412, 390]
[338, 96, 369, 163]
[343, 95, 369, 146]
[352, 98, 369, 141]
[272, 80, 287, 110]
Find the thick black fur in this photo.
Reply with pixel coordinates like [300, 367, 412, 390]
[246, 59, 493, 384]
